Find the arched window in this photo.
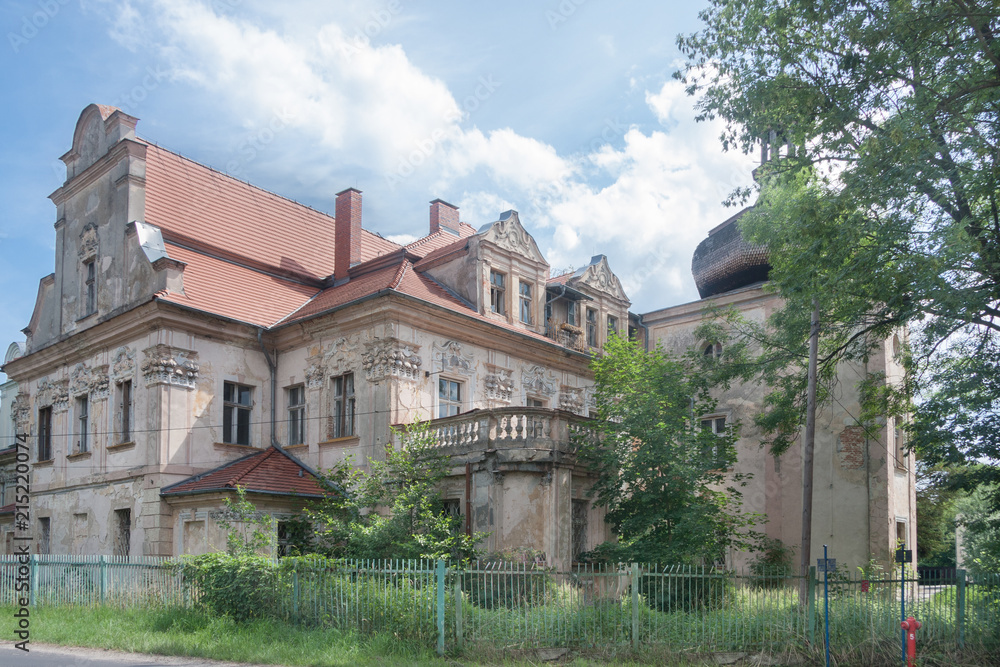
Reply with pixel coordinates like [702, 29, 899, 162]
[704, 342, 722, 359]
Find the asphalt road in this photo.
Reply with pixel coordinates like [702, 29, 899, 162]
[0, 645, 279, 667]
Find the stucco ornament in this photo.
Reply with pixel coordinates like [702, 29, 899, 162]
[322, 335, 361, 371]
[77, 222, 99, 260]
[481, 210, 546, 263]
[110, 346, 135, 383]
[522, 365, 557, 397]
[70, 363, 108, 398]
[141, 345, 200, 389]
[36, 378, 69, 411]
[11, 393, 30, 432]
[434, 340, 474, 376]
[362, 338, 422, 383]
[576, 256, 629, 302]
[484, 366, 514, 402]
[558, 386, 585, 414]
[304, 363, 325, 390]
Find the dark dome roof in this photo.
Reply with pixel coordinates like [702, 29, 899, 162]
[692, 208, 771, 298]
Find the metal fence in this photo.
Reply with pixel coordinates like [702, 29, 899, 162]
[1, 555, 997, 656]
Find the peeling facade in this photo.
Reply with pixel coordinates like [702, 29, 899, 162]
[640, 213, 918, 572]
[3, 105, 627, 568]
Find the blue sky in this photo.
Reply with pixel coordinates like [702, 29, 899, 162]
[0, 0, 757, 376]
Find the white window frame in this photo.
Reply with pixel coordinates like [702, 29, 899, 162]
[438, 377, 464, 418]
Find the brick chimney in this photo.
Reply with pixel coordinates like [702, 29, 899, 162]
[335, 188, 362, 281]
[429, 199, 460, 235]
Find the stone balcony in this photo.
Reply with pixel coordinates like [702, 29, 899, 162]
[424, 407, 595, 469]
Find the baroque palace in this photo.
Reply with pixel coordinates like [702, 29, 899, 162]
[0, 105, 915, 570]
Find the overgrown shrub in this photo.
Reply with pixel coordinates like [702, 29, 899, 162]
[462, 548, 554, 609]
[640, 566, 733, 613]
[181, 553, 286, 622]
[748, 537, 795, 589]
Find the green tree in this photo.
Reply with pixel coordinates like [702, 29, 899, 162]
[677, 1, 1000, 504]
[579, 335, 762, 565]
[916, 464, 962, 568]
[305, 418, 485, 561]
[956, 483, 1000, 575]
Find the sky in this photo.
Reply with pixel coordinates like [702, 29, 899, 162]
[0, 0, 758, 379]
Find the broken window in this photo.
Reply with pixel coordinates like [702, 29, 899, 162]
[38, 517, 50, 555]
[83, 259, 96, 316]
[287, 385, 305, 445]
[76, 395, 89, 453]
[114, 509, 131, 557]
[519, 281, 533, 324]
[586, 308, 598, 346]
[572, 499, 588, 562]
[490, 269, 506, 315]
[117, 380, 133, 443]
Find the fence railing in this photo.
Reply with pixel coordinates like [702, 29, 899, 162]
[1, 555, 997, 657]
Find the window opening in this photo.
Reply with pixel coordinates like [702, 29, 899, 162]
[519, 281, 533, 324]
[490, 270, 506, 315]
[438, 378, 463, 418]
[586, 308, 598, 346]
[332, 373, 356, 438]
[572, 499, 588, 561]
[38, 406, 52, 461]
[288, 385, 306, 445]
[76, 395, 89, 453]
[223, 382, 252, 445]
[114, 509, 131, 557]
[118, 380, 133, 443]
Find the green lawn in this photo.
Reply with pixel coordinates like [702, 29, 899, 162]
[2, 604, 718, 666]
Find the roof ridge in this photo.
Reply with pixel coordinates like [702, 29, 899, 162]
[391, 259, 408, 289]
[226, 446, 279, 488]
[140, 140, 401, 249]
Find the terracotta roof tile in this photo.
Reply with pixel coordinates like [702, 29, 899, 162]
[161, 446, 327, 497]
[411, 237, 471, 269]
[405, 223, 477, 258]
[142, 143, 399, 280]
[157, 243, 318, 327]
[0, 503, 12, 515]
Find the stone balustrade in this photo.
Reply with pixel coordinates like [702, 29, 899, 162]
[422, 407, 593, 454]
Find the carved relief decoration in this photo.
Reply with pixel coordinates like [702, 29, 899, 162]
[362, 338, 422, 383]
[322, 335, 361, 371]
[141, 344, 199, 389]
[111, 346, 135, 383]
[576, 256, 629, 302]
[484, 366, 514, 402]
[90, 365, 110, 400]
[78, 222, 99, 260]
[304, 364, 324, 390]
[481, 211, 546, 263]
[434, 340, 473, 376]
[11, 392, 30, 431]
[522, 365, 557, 397]
[36, 378, 69, 412]
[558, 386, 585, 414]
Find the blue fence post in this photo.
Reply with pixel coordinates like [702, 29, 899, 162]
[436, 559, 446, 656]
[29, 555, 38, 607]
[99, 555, 108, 605]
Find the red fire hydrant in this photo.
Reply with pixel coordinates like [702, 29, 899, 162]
[900, 616, 921, 667]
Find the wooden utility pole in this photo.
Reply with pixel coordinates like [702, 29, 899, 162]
[800, 300, 820, 605]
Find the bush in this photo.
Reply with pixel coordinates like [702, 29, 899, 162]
[181, 553, 286, 622]
[640, 565, 733, 613]
[461, 548, 554, 609]
[748, 537, 795, 589]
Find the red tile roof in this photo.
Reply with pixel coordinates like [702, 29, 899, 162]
[0, 503, 12, 515]
[158, 243, 319, 327]
[141, 143, 399, 281]
[405, 223, 477, 258]
[161, 446, 328, 498]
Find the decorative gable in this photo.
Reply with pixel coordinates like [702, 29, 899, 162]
[570, 255, 629, 303]
[479, 211, 547, 264]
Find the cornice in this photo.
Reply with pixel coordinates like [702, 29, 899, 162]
[49, 139, 147, 206]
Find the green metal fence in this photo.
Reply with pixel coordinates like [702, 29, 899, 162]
[2, 555, 997, 656]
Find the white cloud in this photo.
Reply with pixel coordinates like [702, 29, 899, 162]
[92, 0, 756, 311]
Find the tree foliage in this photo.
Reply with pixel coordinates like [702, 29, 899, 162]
[304, 419, 485, 562]
[677, 1, 1000, 504]
[579, 335, 762, 565]
[916, 464, 962, 568]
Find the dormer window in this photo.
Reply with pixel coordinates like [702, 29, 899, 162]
[83, 259, 96, 316]
[519, 281, 533, 324]
[490, 270, 506, 315]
